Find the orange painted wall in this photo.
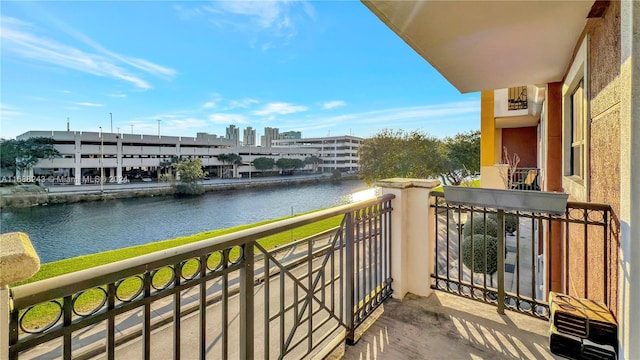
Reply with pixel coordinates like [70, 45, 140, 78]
[501, 127, 538, 168]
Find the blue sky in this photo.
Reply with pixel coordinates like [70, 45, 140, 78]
[0, 1, 480, 140]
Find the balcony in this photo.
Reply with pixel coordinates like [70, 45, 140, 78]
[493, 86, 545, 128]
[1, 179, 618, 359]
[508, 86, 528, 111]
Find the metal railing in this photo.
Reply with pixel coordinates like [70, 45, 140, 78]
[509, 168, 540, 191]
[430, 193, 618, 320]
[8, 194, 394, 359]
[508, 86, 528, 110]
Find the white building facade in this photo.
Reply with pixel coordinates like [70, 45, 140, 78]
[15, 131, 361, 183]
[271, 135, 362, 173]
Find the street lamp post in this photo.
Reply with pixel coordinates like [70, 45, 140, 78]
[109, 113, 113, 133]
[130, 124, 134, 134]
[99, 127, 104, 193]
[157, 119, 161, 137]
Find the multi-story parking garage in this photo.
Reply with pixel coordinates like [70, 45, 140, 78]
[271, 135, 362, 174]
[14, 131, 360, 185]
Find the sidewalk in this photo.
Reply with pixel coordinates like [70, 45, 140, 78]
[43, 174, 328, 194]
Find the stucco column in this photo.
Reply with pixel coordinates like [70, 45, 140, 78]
[619, 2, 640, 359]
[376, 178, 440, 300]
[74, 133, 82, 185]
[116, 135, 123, 183]
[0, 232, 41, 360]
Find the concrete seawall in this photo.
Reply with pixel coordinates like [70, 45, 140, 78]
[0, 176, 356, 210]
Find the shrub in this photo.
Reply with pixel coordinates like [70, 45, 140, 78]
[462, 234, 498, 274]
[174, 183, 205, 196]
[331, 169, 342, 182]
[504, 214, 518, 234]
[463, 213, 518, 236]
[462, 214, 498, 238]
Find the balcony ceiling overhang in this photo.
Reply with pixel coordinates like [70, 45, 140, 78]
[362, 1, 593, 93]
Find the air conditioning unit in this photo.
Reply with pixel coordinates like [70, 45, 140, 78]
[549, 292, 617, 360]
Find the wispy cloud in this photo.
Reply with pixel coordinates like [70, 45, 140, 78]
[74, 102, 104, 107]
[210, 113, 247, 124]
[0, 103, 23, 122]
[165, 118, 208, 130]
[181, 1, 315, 50]
[282, 100, 480, 136]
[0, 16, 175, 90]
[253, 102, 307, 116]
[107, 93, 127, 98]
[227, 98, 259, 109]
[322, 100, 346, 110]
[202, 93, 223, 109]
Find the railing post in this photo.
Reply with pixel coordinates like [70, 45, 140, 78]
[376, 178, 440, 300]
[1, 285, 9, 360]
[344, 211, 356, 344]
[0, 232, 41, 360]
[496, 210, 506, 315]
[239, 242, 254, 359]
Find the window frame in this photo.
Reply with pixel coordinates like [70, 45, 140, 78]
[562, 36, 589, 201]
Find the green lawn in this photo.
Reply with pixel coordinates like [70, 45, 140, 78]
[432, 178, 481, 192]
[16, 211, 343, 331]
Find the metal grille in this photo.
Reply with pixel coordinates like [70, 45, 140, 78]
[9, 195, 394, 359]
[508, 86, 528, 110]
[430, 192, 617, 320]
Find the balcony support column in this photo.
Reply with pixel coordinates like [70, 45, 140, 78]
[620, 1, 640, 359]
[0, 232, 41, 360]
[376, 178, 440, 300]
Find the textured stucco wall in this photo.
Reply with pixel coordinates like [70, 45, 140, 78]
[590, 0, 621, 216]
[588, 0, 621, 315]
[566, 0, 621, 315]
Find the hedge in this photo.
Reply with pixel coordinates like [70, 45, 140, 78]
[461, 234, 498, 274]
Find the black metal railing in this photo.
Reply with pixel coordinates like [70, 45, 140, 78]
[430, 193, 617, 320]
[9, 194, 394, 359]
[508, 86, 528, 110]
[510, 168, 541, 191]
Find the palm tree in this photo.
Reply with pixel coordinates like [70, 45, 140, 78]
[304, 155, 322, 173]
[217, 153, 243, 178]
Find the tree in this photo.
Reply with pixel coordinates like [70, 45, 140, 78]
[159, 156, 182, 182]
[217, 153, 242, 178]
[174, 158, 206, 195]
[253, 157, 275, 174]
[276, 158, 304, 173]
[304, 155, 322, 172]
[0, 137, 60, 175]
[358, 129, 442, 185]
[358, 129, 479, 186]
[438, 130, 480, 185]
[175, 158, 206, 183]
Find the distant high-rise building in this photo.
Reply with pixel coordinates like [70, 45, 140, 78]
[262, 127, 279, 147]
[279, 131, 302, 140]
[226, 125, 240, 146]
[243, 127, 256, 146]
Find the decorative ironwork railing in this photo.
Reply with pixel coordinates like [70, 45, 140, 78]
[509, 168, 541, 191]
[430, 193, 618, 320]
[8, 194, 394, 359]
[508, 86, 528, 110]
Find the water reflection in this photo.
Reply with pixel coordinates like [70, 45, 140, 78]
[1, 180, 371, 263]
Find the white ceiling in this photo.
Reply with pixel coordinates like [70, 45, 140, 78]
[362, 1, 593, 93]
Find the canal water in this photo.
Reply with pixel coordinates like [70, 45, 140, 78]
[1, 180, 373, 263]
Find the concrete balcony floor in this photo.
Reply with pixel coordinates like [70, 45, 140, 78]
[343, 291, 559, 360]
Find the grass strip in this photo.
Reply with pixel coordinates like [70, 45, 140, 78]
[16, 211, 343, 331]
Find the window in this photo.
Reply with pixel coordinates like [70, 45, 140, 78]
[570, 80, 584, 178]
[562, 36, 588, 201]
